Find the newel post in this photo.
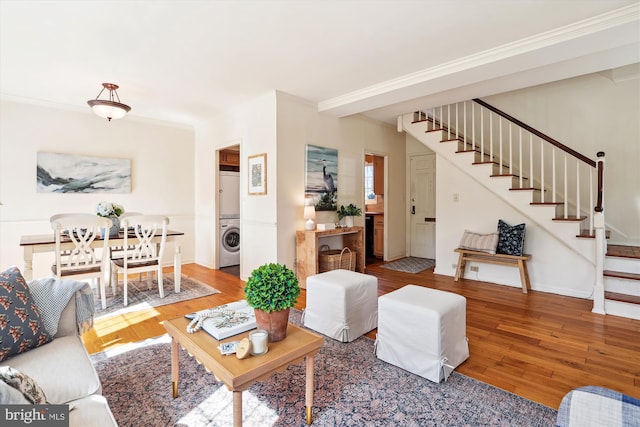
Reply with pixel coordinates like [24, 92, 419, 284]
[592, 152, 606, 315]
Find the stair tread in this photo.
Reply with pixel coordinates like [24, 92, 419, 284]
[605, 291, 640, 305]
[604, 270, 640, 280]
[607, 244, 640, 259]
[577, 229, 611, 239]
[552, 216, 587, 222]
[531, 202, 564, 205]
[491, 174, 529, 180]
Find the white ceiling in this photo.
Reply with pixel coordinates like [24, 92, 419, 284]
[1, 0, 638, 127]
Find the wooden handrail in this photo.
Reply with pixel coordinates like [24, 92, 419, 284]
[473, 98, 596, 168]
[595, 151, 605, 213]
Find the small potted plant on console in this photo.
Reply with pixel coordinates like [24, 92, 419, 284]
[337, 203, 362, 227]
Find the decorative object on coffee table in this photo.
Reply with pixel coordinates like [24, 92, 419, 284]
[244, 263, 300, 342]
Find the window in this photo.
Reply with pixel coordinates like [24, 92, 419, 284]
[364, 163, 374, 199]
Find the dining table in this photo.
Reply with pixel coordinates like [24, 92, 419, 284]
[19, 229, 185, 292]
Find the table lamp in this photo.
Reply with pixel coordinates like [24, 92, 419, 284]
[304, 199, 316, 230]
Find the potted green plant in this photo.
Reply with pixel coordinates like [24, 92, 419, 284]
[244, 263, 300, 342]
[336, 203, 362, 227]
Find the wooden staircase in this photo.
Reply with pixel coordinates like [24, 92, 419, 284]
[401, 101, 640, 320]
[603, 244, 640, 319]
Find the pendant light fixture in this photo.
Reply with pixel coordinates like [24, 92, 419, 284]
[87, 83, 131, 121]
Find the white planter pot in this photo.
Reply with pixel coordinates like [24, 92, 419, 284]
[345, 216, 354, 228]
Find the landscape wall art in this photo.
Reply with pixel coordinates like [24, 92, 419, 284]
[37, 152, 131, 193]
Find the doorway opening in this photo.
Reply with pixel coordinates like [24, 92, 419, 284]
[364, 153, 385, 266]
[217, 144, 240, 277]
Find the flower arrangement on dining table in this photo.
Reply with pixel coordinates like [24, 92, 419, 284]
[95, 201, 124, 237]
[95, 201, 124, 218]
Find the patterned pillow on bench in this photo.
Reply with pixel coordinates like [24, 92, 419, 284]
[496, 220, 526, 256]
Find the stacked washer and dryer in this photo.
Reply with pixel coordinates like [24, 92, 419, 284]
[219, 171, 240, 267]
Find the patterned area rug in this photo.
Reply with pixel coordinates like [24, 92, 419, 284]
[94, 274, 220, 319]
[91, 310, 556, 426]
[380, 257, 435, 274]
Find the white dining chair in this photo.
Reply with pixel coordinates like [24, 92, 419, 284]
[111, 215, 169, 306]
[109, 211, 143, 284]
[50, 213, 112, 309]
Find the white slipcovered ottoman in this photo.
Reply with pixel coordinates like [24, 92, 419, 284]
[303, 269, 378, 342]
[375, 285, 469, 383]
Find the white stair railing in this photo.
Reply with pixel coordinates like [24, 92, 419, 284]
[411, 99, 606, 314]
[413, 99, 598, 228]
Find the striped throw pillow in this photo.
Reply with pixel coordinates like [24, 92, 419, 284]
[459, 230, 499, 254]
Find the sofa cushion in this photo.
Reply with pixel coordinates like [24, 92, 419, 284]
[0, 335, 101, 404]
[68, 395, 119, 427]
[0, 266, 53, 361]
[0, 365, 48, 403]
[496, 219, 526, 256]
[0, 376, 30, 403]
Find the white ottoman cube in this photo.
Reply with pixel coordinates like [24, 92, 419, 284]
[303, 269, 378, 342]
[376, 285, 469, 383]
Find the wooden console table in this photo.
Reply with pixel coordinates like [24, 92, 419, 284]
[296, 226, 365, 288]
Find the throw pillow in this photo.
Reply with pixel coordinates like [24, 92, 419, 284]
[459, 230, 499, 254]
[496, 220, 526, 256]
[0, 266, 53, 362]
[0, 366, 48, 404]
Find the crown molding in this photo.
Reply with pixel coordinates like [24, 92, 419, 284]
[318, 3, 640, 115]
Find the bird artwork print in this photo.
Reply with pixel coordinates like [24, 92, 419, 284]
[305, 144, 338, 211]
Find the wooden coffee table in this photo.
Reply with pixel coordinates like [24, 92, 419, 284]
[163, 317, 323, 427]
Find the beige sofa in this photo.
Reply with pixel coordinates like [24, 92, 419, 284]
[0, 291, 118, 427]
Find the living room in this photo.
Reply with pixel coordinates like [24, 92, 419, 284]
[1, 1, 639, 425]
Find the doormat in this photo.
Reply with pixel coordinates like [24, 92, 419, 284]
[380, 257, 435, 274]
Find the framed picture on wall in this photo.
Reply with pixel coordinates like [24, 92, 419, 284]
[36, 152, 131, 193]
[248, 153, 267, 195]
[305, 144, 337, 211]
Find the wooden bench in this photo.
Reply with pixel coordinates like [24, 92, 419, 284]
[454, 248, 532, 293]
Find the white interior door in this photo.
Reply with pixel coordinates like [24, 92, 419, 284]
[410, 154, 436, 259]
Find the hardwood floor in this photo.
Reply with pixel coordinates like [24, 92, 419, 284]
[82, 262, 640, 410]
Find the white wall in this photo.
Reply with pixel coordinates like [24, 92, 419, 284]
[485, 72, 640, 245]
[401, 72, 638, 298]
[243, 92, 279, 275]
[340, 114, 408, 261]
[0, 100, 195, 278]
[194, 91, 407, 280]
[193, 106, 243, 271]
[275, 93, 408, 268]
[275, 92, 340, 268]
[407, 131, 595, 297]
[434, 155, 594, 297]
[193, 91, 278, 280]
